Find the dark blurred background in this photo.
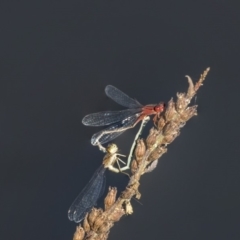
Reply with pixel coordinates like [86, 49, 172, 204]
[0, 1, 240, 240]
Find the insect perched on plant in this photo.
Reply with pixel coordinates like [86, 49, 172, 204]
[82, 85, 165, 151]
[68, 144, 125, 223]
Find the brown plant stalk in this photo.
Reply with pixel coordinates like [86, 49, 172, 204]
[72, 68, 210, 240]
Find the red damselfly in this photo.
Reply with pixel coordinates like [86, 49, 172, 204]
[82, 85, 165, 150]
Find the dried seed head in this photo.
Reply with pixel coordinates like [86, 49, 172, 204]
[73, 226, 85, 240]
[125, 201, 133, 215]
[146, 128, 159, 148]
[88, 208, 102, 226]
[104, 187, 117, 210]
[83, 213, 90, 232]
[134, 139, 146, 161]
[131, 159, 138, 174]
[164, 98, 178, 122]
[109, 207, 125, 222]
[148, 145, 167, 162]
[180, 105, 198, 122]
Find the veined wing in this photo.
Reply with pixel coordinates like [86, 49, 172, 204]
[91, 113, 141, 145]
[82, 108, 141, 126]
[68, 165, 106, 223]
[105, 85, 143, 109]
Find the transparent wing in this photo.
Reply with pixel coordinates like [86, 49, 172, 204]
[82, 108, 141, 126]
[105, 85, 143, 109]
[68, 165, 106, 223]
[91, 113, 141, 145]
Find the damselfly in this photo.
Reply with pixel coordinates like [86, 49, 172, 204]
[82, 85, 165, 150]
[68, 144, 125, 223]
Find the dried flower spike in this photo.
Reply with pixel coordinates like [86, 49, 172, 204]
[70, 68, 210, 240]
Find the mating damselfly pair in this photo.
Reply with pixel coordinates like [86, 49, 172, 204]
[68, 85, 165, 223]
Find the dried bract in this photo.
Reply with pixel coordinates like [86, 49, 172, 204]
[145, 159, 159, 173]
[101, 234, 109, 240]
[88, 208, 102, 226]
[162, 130, 180, 145]
[179, 105, 198, 122]
[121, 186, 136, 199]
[83, 213, 90, 232]
[135, 189, 141, 199]
[85, 233, 96, 240]
[125, 201, 133, 215]
[92, 215, 106, 231]
[121, 181, 139, 199]
[131, 159, 138, 174]
[73, 226, 85, 240]
[96, 232, 109, 240]
[108, 207, 125, 222]
[157, 116, 166, 131]
[176, 92, 190, 113]
[165, 98, 178, 122]
[146, 128, 159, 148]
[162, 121, 179, 137]
[98, 221, 113, 233]
[134, 139, 146, 161]
[104, 187, 117, 210]
[186, 75, 195, 98]
[148, 145, 167, 162]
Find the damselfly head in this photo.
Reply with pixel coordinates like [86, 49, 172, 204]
[106, 143, 118, 154]
[153, 102, 165, 113]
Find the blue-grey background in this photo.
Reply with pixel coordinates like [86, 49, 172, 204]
[0, 1, 240, 240]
